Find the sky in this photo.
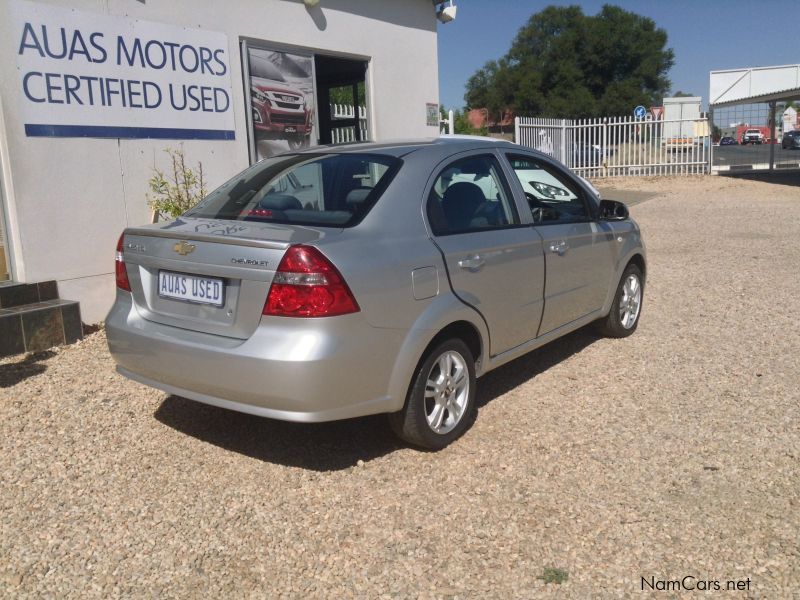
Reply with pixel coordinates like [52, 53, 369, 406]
[437, 0, 798, 112]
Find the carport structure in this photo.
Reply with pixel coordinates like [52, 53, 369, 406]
[709, 64, 800, 172]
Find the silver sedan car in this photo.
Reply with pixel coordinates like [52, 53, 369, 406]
[107, 137, 645, 449]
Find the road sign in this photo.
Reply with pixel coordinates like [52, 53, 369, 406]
[634, 105, 647, 119]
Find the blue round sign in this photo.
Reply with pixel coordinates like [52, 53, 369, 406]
[634, 105, 647, 119]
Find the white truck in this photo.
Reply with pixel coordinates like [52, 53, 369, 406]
[741, 129, 764, 145]
[662, 96, 702, 152]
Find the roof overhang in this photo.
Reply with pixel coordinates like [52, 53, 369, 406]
[709, 64, 800, 107]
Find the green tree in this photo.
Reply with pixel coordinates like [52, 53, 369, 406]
[465, 4, 674, 119]
[464, 59, 512, 125]
[328, 81, 366, 107]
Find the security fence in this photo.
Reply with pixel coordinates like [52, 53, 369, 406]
[516, 115, 711, 177]
[330, 104, 369, 144]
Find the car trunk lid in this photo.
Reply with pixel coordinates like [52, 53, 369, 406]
[121, 217, 339, 339]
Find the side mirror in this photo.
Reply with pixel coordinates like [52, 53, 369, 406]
[599, 199, 629, 221]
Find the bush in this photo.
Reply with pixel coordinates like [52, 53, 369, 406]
[147, 147, 207, 220]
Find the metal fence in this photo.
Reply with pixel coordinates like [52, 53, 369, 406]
[330, 104, 369, 144]
[516, 115, 711, 177]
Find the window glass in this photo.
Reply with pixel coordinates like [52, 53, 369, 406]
[185, 153, 398, 227]
[427, 155, 518, 235]
[507, 155, 589, 224]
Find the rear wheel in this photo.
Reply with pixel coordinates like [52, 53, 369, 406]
[595, 263, 644, 338]
[389, 339, 476, 450]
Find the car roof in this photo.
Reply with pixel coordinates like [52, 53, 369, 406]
[295, 136, 519, 158]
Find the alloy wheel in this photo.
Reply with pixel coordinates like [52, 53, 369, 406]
[424, 350, 470, 434]
[619, 274, 642, 329]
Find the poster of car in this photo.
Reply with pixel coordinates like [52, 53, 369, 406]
[248, 48, 315, 161]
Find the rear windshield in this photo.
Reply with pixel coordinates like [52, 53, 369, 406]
[185, 153, 400, 228]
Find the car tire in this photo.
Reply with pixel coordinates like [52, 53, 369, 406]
[595, 263, 644, 338]
[389, 339, 477, 450]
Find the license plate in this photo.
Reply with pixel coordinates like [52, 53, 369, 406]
[284, 126, 297, 133]
[158, 271, 225, 307]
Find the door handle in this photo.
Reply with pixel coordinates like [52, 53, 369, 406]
[549, 240, 569, 255]
[458, 255, 485, 271]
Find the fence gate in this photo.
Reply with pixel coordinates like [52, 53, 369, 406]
[516, 115, 710, 177]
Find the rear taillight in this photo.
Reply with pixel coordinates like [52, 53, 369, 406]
[115, 233, 131, 292]
[264, 245, 359, 317]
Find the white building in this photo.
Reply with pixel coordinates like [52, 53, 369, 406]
[0, 0, 442, 322]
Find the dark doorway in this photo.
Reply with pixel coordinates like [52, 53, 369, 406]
[314, 55, 368, 145]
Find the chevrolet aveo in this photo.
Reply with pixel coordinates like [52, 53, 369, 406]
[107, 137, 646, 449]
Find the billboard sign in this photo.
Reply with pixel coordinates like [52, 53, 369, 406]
[9, 0, 235, 140]
[247, 47, 315, 161]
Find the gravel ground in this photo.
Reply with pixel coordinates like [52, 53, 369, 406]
[1, 174, 798, 598]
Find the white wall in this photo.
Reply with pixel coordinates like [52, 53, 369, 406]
[0, 0, 439, 322]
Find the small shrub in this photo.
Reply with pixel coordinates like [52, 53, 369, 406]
[539, 567, 569, 584]
[147, 147, 207, 220]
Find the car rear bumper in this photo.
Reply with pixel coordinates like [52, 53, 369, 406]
[106, 293, 406, 422]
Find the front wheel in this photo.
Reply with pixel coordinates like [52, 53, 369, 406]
[389, 339, 477, 450]
[595, 263, 644, 338]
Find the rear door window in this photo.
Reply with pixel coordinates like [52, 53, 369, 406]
[426, 155, 519, 235]
[185, 153, 400, 227]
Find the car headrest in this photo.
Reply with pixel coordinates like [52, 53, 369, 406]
[258, 193, 302, 211]
[345, 188, 372, 206]
[442, 182, 485, 230]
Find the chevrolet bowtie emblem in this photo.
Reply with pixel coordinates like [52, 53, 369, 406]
[173, 240, 196, 256]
